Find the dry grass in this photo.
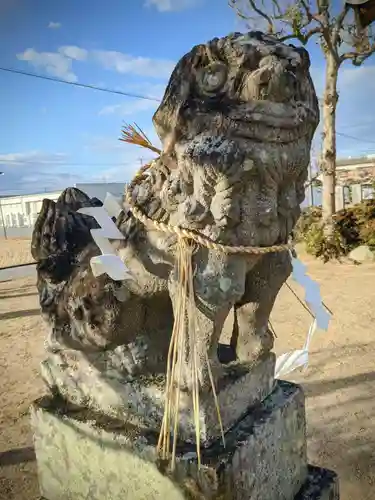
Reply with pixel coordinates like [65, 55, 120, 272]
[120, 122, 161, 154]
[0, 239, 34, 268]
[0, 247, 375, 499]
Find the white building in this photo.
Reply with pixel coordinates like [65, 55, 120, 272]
[0, 182, 126, 238]
[317, 156, 375, 210]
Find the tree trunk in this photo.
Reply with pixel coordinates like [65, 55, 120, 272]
[321, 54, 339, 239]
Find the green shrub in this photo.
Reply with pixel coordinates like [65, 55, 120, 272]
[294, 206, 322, 241]
[303, 222, 347, 262]
[294, 199, 375, 260]
[359, 219, 375, 249]
[334, 208, 360, 249]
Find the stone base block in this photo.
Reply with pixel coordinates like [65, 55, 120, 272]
[31, 380, 311, 500]
[41, 349, 275, 445]
[296, 466, 339, 499]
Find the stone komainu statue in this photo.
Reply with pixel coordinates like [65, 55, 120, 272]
[32, 31, 319, 442]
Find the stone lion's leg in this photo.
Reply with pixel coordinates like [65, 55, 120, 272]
[231, 251, 292, 364]
[168, 248, 247, 389]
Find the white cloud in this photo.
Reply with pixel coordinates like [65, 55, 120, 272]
[16, 48, 79, 82]
[0, 151, 84, 195]
[91, 155, 156, 183]
[310, 66, 324, 98]
[17, 45, 174, 83]
[99, 98, 158, 116]
[48, 21, 61, 29]
[309, 60, 375, 156]
[59, 45, 88, 61]
[91, 164, 139, 183]
[83, 128, 162, 184]
[83, 136, 124, 155]
[92, 50, 175, 78]
[310, 62, 375, 101]
[118, 82, 166, 100]
[0, 151, 67, 166]
[145, 0, 201, 12]
[339, 63, 375, 87]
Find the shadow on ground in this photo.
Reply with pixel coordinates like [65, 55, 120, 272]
[0, 447, 35, 467]
[0, 309, 40, 321]
[286, 346, 375, 500]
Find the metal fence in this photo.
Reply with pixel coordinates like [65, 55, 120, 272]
[0, 225, 34, 239]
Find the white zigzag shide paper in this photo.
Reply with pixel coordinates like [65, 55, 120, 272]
[274, 251, 332, 378]
[77, 193, 134, 282]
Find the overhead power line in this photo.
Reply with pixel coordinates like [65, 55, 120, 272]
[2, 65, 375, 147]
[0, 160, 154, 167]
[336, 131, 375, 145]
[0, 66, 162, 102]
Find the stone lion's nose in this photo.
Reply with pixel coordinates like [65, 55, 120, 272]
[240, 67, 272, 101]
[241, 60, 295, 103]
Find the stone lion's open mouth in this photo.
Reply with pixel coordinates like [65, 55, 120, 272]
[228, 120, 310, 144]
[228, 101, 318, 130]
[225, 101, 317, 144]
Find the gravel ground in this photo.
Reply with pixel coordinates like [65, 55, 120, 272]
[0, 248, 374, 499]
[0, 238, 34, 268]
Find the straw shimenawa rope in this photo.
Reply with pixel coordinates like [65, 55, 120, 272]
[126, 162, 291, 255]
[121, 125, 292, 256]
[121, 123, 291, 471]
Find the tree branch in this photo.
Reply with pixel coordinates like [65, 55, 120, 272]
[228, 0, 252, 21]
[270, 0, 282, 18]
[300, 0, 325, 27]
[297, 1, 340, 61]
[340, 41, 375, 65]
[305, 173, 322, 189]
[274, 1, 325, 44]
[314, 0, 340, 64]
[280, 25, 322, 44]
[247, 0, 275, 33]
[332, 3, 349, 46]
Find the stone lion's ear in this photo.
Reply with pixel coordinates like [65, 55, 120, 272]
[152, 44, 205, 145]
[295, 46, 311, 70]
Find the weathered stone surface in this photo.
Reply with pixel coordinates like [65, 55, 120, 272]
[32, 31, 320, 409]
[31, 381, 307, 500]
[29, 30, 338, 500]
[41, 349, 275, 445]
[295, 466, 339, 500]
[349, 244, 375, 263]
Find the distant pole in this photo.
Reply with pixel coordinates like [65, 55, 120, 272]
[0, 172, 7, 239]
[0, 200, 7, 239]
[308, 161, 314, 206]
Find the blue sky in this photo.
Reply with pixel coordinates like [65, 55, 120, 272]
[1, 0, 375, 195]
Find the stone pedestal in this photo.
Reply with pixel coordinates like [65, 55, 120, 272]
[41, 349, 275, 446]
[31, 381, 339, 500]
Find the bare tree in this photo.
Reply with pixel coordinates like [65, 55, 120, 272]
[229, 0, 375, 238]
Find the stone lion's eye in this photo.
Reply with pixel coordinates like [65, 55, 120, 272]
[197, 62, 227, 95]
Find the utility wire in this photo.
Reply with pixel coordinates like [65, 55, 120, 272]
[0, 160, 154, 166]
[2, 65, 375, 146]
[0, 66, 162, 102]
[336, 131, 375, 145]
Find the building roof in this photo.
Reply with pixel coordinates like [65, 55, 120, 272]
[336, 156, 375, 168]
[0, 182, 126, 202]
[0, 190, 60, 199]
